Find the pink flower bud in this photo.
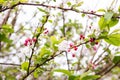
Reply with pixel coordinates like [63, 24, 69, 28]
[69, 43, 74, 48]
[95, 41, 98, 45]
[80, 34, 85, 40]
[89, 38, 95, 42]
[67, 49, 71, 52]
[74, 46, 78, 51]
[72, 54, 75, 57]
[93, 46, 97, 51]
[44, 30, 49, 34]
[26, 38, 31, 42]
[32, 38, 37, 42]
[24, 42, 28, 46]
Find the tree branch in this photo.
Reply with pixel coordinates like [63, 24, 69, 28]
[97, 62, 120, 80]
[1, 2, 120, 18]
[21, 51, 65, 80]
[27, 15, 49, 75]
[0, 62, 21, 66]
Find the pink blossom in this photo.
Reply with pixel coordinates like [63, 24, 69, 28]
[69, 43, 74, 48]
[24, 37, 37, 46]
[72, 54, 76, 57]
[89, 38, 95, 42]
[80, 34, 85, 40]
[67, 48, 71, 52]
[32, 38, 37, 42]
[93, 46, 97, 51]
[74, 46, 78, 51]
[24, 42, 28, 46]
[44, 28, 49, 34]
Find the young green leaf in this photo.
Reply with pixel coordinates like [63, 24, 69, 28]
[67, 2, 71, 7]
[50, 36, 64, 51]
[0, 0, 4, 3]
[0, 33, 12, 43]
[2, 25, 14, 33]
[33, 71, 39, 78]
[98, 16, 107, 30]
[112, 52, 120, 64]
[108, 18, 119, 27]
[118, 6, 120, 12]
[98, 11, 116, 30]
[21, 62, 29, 71]
[20, 0, 28, 2]
[39, 46, 51, 58]
[97, 9, 106, 12]
[54, 69, 72, 76]
[37, 8, 48, 14]
[104, 33, 120, 46]
[80, 72, 100, 80]
[81, 75, 100, 80]
[72, 1, 83, 8]
[48, 20, 53, 23]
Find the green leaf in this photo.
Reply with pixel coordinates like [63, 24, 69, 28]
[20, 0, 28, 2]
[111, 29, 120, 34]
[97, 9, 106, 12]
[75, 2, 83, 7]
[37, 8, 48, 14]
[39, 46, 51, 58]
[112, 52, 120, 64]
[118, 6, 120, 12]
[48, 20, 53, 23]
[86, 44, 90, 48]
[41, 15, 48, 23]
[81, 13, 85, 17]
[33, 68, 43, 78]
[80, 72, 100, 80]
[104, 11, 114, 21]
[67, 2, 71, 7]
[112, 67, 120, 74]
[104, 33, 120, 46]
[98, 16, 107, 30]
[50, 36, 64, 51]
[73, 1, 83, 8]
[33, 71, 39, 78]
[81, 75, 100, 80]
[54, 69, 72, 76]
[21, 62, 29, 71]
[0, 33, 12, 43]
[69, 75, 79, 80]
[98, 30, 108, 39]
[2, 24, 14, 33]
[108, 18, 119, 27]
[98, 11, 116, 30]
[0, 0, 4, 3]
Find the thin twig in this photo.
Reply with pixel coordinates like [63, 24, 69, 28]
[27, 15, 49, 75]
[93, 44, 111, 64]
[61, 4, 70, 70]
[65, 51, 70, 71]
[0, 62, 34, 67]
[1, 2, 120, 18]
[0, 63, 21, 66]
[97, 62, 119, 80]
[21, 51, 65, 80]
[77, 19, 89, 71]
[62, 8, 66, 37]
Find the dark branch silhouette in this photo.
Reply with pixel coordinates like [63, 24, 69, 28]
[1, 2, 120, 19]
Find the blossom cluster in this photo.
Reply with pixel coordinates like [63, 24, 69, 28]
[24, 38, 37, 46]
